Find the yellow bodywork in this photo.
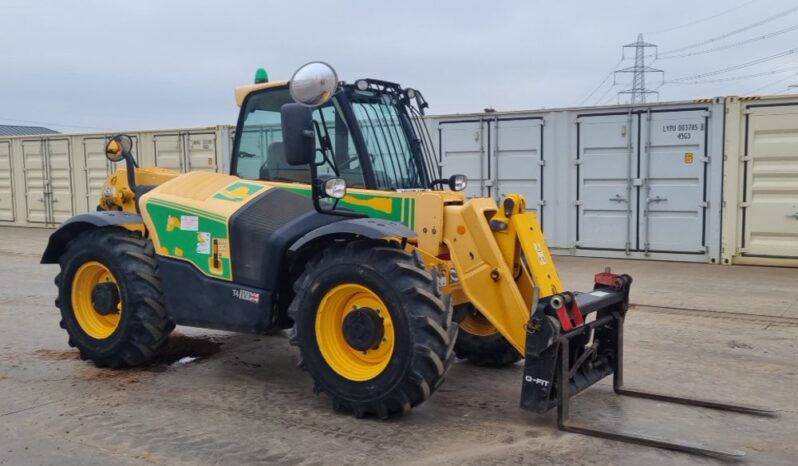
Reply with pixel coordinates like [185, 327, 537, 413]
[99, 164, 561, 356]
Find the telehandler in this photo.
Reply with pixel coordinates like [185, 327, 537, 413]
[42, 62, 772, 458]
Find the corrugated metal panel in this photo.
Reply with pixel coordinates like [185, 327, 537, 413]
[0, 141, 14, 221]
[723, 96, 798, 266]
[0, 125, 57, 136]
[430, 98, 725, 264]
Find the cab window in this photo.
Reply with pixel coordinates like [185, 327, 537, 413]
[234, 88, 366, 188]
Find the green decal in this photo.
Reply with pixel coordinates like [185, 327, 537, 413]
[146, 200, 232, 280]
[279, 186, 415, 227]
[213, 181, 265, 202]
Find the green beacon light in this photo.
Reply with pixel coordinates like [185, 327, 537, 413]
[254, 67, 269, 84]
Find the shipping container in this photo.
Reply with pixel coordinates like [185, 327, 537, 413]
[721, 95, 798, 267]
[1, 126, 233, 228]
[428, 98, 727, 264]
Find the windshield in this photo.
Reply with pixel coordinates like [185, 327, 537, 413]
[349, 91, 428, 190]
[234, 88, 366, 187]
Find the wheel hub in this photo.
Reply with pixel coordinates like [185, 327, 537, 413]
[342, 308, 384, 352]
[91, 282, 120, 315]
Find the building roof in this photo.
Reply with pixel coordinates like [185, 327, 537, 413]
[0, 125, 59, 136]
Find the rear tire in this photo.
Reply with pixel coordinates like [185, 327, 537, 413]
[454, 303, 521, 367]
[289, 240, 457, 418]
[55, 228, 174, 368]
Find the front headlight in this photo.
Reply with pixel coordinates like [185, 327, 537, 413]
[449, 174, 468, 192]
[323, 178, 347, 199]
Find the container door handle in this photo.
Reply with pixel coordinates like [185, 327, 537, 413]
[609, 194, 627, 203]
[788, 212, 798, 219]
[647, 195, 667, 204]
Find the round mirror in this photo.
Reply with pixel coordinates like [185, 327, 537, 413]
[105, 135, 133, 162]
[289, 61, 338, 107]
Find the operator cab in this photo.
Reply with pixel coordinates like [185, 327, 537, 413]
[231, 62, 464, 201]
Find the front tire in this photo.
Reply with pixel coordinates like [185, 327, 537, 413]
[289, 240, 457, 418]
[454, 304, 521, 367]
[55, 228, 174, 368]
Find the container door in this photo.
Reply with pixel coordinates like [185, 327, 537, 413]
[640, 110, 709, 253]
[439, 120, 489, 199]
[493, 118, 544, 219]
[0, 141, 14, 221]
[82, 137, 111, 212]
[742, 105, 798, 258]
[82, 136, 141, 212]
[46, 138, 74, 223]
[22, 140, 48, 223]
[576, 113, 639, 251]
[184, 132, 218, 172]
[153, 134, 183, 171]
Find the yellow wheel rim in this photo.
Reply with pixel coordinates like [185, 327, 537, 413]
[315, 284, 395, 382]
[71, 261, 122, 340]
[460, 311, 499, 337]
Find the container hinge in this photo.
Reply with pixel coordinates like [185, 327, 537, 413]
[632, 178, 644, 187]
[740, 202, 751, 208]
[484, 179, 494, 187]
[701, 110, 711, 118]
[574, 200, 584, 206]
[742, 156, 753, 162]
[537, 160, 545, 166]
[537, 200, 546, 206]
[699, 201, 709, 208]
[700, 157, 710, 163]
[573, 159, 583, 166]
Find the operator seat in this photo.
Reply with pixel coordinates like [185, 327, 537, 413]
[260, 141, 310, 184]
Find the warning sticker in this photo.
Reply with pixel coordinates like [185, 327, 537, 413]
[533, 242, 547, 265]
[180, 215, 199, 231]
[684, 152, 694, 164]
[197, 232, 211, 255]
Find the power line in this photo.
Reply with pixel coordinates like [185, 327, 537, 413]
[644, 0, 759, 35]
[669, 48, 798, 82]
[580, 58, 624, 105]
[667, 65, 798, 84]
[744, 73, 798, 94]
[659, 6, 798, 56]
[659, 24, 798, 59]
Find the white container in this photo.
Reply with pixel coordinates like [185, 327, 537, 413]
[721, 95, 798, 267]
[428, 98, 727, 264]
[1, 125, 234, 227]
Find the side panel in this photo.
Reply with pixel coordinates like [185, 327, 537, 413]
[439, 120, 488, 199]
[47, 138, 74, 224]
[493, 118, 543, 218]
[153, 133, 183, 171]
[0, 141, 14, 221]
[742, 105, 798, 258]
[576, 113, 639, 251]
[184, 131, 218, 172]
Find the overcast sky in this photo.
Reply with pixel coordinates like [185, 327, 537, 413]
[2, 0, 797, 132]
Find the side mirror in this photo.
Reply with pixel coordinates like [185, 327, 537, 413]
[105, 134, 133, 163]
[281, 103, 316, 166]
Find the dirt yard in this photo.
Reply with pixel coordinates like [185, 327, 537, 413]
[1, 226, 796, 465]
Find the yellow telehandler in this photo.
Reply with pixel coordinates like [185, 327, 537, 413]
[42, 62, 772, 459]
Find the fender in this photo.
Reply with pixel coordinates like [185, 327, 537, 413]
[289, 217, 417, 253]
[41, 211, 143, 264]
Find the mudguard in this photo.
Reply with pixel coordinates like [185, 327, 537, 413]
[288, 217, 417, 253]
[40, 212, 143, 264]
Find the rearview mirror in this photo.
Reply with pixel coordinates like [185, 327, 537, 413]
[281, 103, 316, 166]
